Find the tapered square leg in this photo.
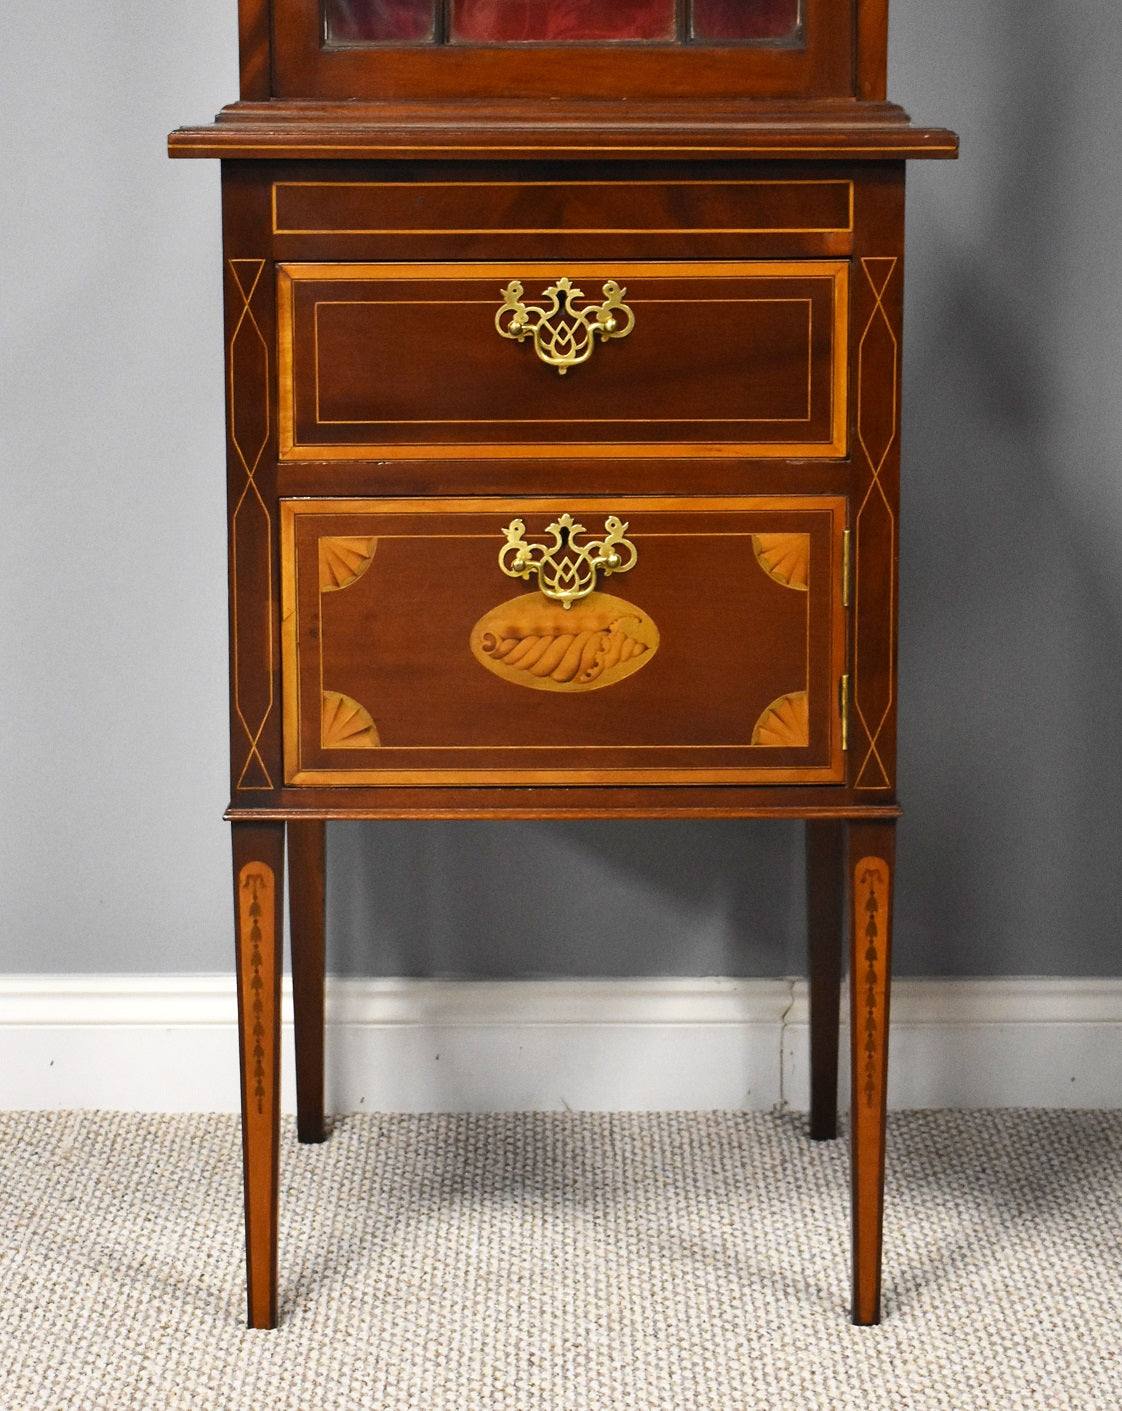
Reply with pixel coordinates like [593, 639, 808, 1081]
[232, 820, 285, 1330]
[847, 818, 895, 1326]
[288, 819, 328, 1145]
[805, 820, 844, 1140]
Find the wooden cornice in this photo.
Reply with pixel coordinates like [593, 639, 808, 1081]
[169, 100, 958, 162]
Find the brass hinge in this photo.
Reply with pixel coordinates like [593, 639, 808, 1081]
[842, 529, 852, 608]
[840, 674, 850, 751]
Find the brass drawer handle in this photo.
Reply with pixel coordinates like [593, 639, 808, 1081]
[498, 513, 638, 608]
[495, 277, 635, 375]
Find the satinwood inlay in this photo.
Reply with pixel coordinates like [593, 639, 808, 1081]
[470, 589, 658, 691]
[854, 256, 898, 791]
[751, 691, 809, 747]
[238, 864, 275, 1116]
[753, 533, 810, 590]
[229, 258, 274, 791]
[319, 536, 377, 592]
[321, 690, 381, 749]
[855, 856, 890, 1107]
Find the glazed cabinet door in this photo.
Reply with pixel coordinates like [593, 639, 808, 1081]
[270, 0, 857, 101]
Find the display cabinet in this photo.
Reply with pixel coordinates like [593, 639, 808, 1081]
[170, 0, 956, 1329]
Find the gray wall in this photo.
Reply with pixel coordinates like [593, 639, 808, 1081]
[1, 2, 1119, 979]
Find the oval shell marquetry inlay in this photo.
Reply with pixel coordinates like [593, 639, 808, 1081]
[470, 590, 659, 692]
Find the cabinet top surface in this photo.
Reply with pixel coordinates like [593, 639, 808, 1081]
[169, 98, 957, 161]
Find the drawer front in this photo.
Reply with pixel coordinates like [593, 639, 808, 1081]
[280, 496, 847, 786]
[277, 261, 848, 461]
[271, 178, 855, 251]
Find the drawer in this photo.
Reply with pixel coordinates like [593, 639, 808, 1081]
[277, 261, 848, 461]
[280, 496, 847, 786]
[269, 180, 852, 249]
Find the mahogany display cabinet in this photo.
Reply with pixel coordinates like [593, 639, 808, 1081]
[170, 0, 956, 1329]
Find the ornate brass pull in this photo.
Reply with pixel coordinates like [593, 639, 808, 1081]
[498, 513, 638, 608]
[495, 277, 635, 375]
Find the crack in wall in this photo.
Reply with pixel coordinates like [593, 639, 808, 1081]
[772, 976, 797, 1114]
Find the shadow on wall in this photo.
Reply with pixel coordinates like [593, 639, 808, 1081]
[327, 820, 807, 979]
[895, 1, 1122, 975]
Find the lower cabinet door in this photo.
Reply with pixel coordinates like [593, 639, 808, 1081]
[280, 496, 847, 786]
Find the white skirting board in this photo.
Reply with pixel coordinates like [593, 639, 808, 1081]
[2, 976, 1121, 1113]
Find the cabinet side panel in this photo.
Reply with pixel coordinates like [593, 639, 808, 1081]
[223, 166, 282, 794]
[849, 166, 904, 793]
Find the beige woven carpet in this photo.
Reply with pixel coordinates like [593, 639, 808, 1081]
[2, 1111, 1120, 1409]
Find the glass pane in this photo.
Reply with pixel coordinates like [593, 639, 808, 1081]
[325, 0, 437, 43]
[451, 0, 677, 43]
[691, 0, 801, 42]
[324, 0, 805, 47]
